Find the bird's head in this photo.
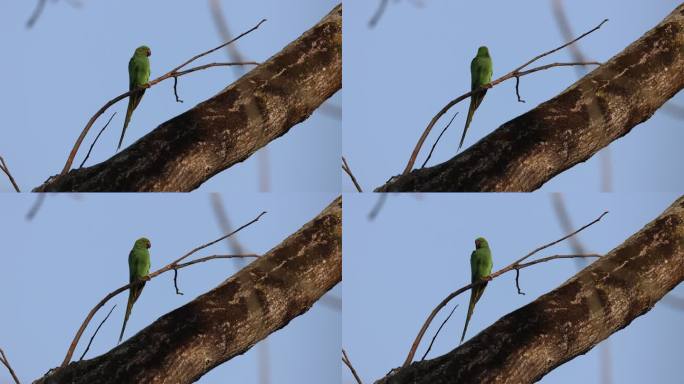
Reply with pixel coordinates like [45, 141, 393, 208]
[135, 45, 152, 57]
[135, 237, 152, 249]
[477, 46, 489, 57]
[474, 237, 489, 249]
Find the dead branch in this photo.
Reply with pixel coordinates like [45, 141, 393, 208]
[60, 211, 266, 367]
[0, 155, 21, 192]
[343, 156, 364, 192]
[378, 195, 684, 384]
[403, 211, 608, 366]
[35, 4, 342, 192]
[78, 305, 117, 361]
[379, 4, 684, 191]
[343, 349, 364, 384]
[36, 197, 341, 384]
[60, 20, 266, 175]
[402, 18, 607, 175]
[0, 348, 21, 384]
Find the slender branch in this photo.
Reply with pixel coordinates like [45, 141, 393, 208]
[420, 304, 458, 361]
[420, 112, 458, 169]
[402, 211, 608, 367]
[402, 18, 607, 175]
[60, 211, 266, 367]
[369, 0, 389, 28]
[60, 19, 267, 175]
[79, 112, 116, 169]
[368, 193, 388, 221]
[171, 62, 258, 104]
[343, 349, 364, 384]
[171, 254, 259, 295]
[0, 156, 21, 192]
[0, 347, 21, 384]
[25, 194, 46, 221]
[26, 0, 47, 28]
[78, 305, 117, 361]
[342, 156, 364, 192]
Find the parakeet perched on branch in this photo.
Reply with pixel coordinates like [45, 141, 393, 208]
[119, 237, 151, 343]
[460, 236, 493, 344]
[459, 46, 493, 150]
[118, 45, 151, 151]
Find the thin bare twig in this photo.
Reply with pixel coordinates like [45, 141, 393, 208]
[60, 211, 266, 367]
[61, 19, 267, 175]
[172, 254, 259, 295]
[402, 210, 608, 367]
[26, 0, 47, 28]
[420, 303, 459, 361]
[369, 0, 389, 28]
[342, 156, 364, 192]
[0, 347, 21, 384]
[420, 112, 458, 168]
[78, 305, 117, 361]
[342, 349, 364, 384]
[402, 19, 608, 175]
[0, 156, 21, 192]
[26, 194, 46, 221]
[368, 193, 388, 221]
[79, 112, 117, 168]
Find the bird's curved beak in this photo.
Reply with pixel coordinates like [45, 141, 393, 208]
[147, 241, 152, 249]
[147, 49, 152, 57]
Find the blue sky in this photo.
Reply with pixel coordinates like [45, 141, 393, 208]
[342, 0, 684, 192]
[343, 193, 683, 384]
[0, 193, 341, 383]
[0, 0, 340, 192]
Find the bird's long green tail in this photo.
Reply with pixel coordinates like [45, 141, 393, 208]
[459, 90, 486, 150]
[119, 284, 142, 343]
[117, 91, 143, 151]
[460, 282, 487, 344]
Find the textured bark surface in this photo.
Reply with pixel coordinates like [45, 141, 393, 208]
[376, 195, 684, 384]
[34, 4, 342, 192]
[378, 3, 684, 192]
[34, 197, 341, 384]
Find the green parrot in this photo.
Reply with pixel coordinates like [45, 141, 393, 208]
[460, 236, 493, 344]
[118, 45, 152, 151]
[459, 46, 493, 150]
[119, 237, 152, 343]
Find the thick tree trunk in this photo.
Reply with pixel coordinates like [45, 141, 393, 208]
[35, 197, 342, 384]
[377, 195, 684, 384]
[378, 3, 684, 192]
[35, 4, 342, 192]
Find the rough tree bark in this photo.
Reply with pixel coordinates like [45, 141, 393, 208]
[376, 194, 684, 384]
[35, 197, 341, 384]
[377, 3, 684, 192]
[34, 4, 342, 192]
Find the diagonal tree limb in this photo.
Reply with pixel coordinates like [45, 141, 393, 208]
[34, 4, 342, 192]
[35, 197, 342, 384]
[377, 194, 684, 384]
[378, 3, 684, 192]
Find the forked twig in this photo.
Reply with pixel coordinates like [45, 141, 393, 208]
[403, 19, 608, 174]
[61, 19, 266, 175]
[402, 211, 608, 366]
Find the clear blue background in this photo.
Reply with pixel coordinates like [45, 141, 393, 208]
[0, 193, 341, 383]
[0, 0, 341, 192]
[343, 193, 683, 384]
[342, 0, 684, 192]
